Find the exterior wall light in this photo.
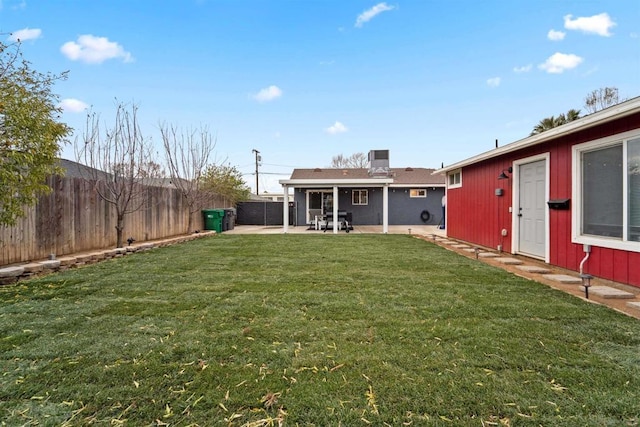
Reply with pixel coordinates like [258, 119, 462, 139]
[498, 166, 513, 180]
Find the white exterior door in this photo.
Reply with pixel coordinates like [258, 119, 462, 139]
[518, 159, 547, 258]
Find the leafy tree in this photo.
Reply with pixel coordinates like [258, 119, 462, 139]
[75, 102, 160, 248]
[0, 40, 71, 226]
[584, 87, 625, 114]
[160, 122, 216, 233]
[331, 152, 368, 168]
[201, 164, 250, 206]
[530, 109, 581, 135]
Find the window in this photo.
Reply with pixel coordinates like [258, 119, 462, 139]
[352, 190, 368, 205]
[447, 169, 462, 189]
[410, 189, 427, 198]
[573, 132, 640, 251]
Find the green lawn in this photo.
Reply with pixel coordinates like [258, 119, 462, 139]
[1, 234, 639, 426]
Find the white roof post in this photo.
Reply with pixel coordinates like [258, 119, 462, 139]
[283, 184, 289, 233]
[333, 185, 339, 234]
[383, 184, 389, 234]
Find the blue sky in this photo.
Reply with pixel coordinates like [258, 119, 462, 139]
[3, 0, 639, 193]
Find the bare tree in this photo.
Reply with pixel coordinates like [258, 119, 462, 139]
[160, 122, 216, 233]
[331, 152, 368, 168]
[584, 87, 625, 114]
[76, 102, 160, 248]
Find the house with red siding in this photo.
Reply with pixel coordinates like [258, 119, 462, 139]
[435, 97, 640, 289]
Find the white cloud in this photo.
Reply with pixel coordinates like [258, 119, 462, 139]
[547, 29, 566, 41]
[8, 27, 42, 42]
[58, 98, 89, 113]
[325, 121, 348, 134]
[486, 77, 501, 87]
[513, 64, 532, 73]
[355, 2, 395, 28]
[564, 13, 616, 37]
[60, 35, 133, 64]
[538, 52, 584, 74]
[252, 85, 283, 102]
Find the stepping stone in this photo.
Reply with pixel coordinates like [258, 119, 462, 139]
[516, 265, 551, 274]
[452, 244, 470, 249]
[0, 266, 24, 278]
[57, 256, 77, 266]
[587, 286, 635, 299]
[494, 257, 524, 265]
[39, 260, 61, 270]
[22, 263, 44, 273]
[627, 302, 640, 312]
[478, 252, 499, 258]
[543, 274, 582, 284]
[462, 248, 478, 253]
[441, 240, 457, 245]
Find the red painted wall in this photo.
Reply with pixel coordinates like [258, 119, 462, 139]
[447, 112, 640, 288]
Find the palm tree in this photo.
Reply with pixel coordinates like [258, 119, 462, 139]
[530, 109, 581, 135]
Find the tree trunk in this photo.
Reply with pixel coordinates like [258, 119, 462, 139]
[186, 211, 194, 234]
[116, 215, 125, 248]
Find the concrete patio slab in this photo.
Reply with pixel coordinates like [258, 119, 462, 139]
[627, 302, 640, 312]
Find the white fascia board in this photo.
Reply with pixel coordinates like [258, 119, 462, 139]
[279, 178, 394, 187]
[390, 183, 446, 188]
[433, 96, 640, 175]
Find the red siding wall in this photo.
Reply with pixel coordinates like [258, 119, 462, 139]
[447, 112, 640, 288]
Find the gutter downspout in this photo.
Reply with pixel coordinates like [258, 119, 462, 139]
[579, 244, 591, 275]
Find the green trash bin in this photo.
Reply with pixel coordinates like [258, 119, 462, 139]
[202, 209, 224, 233]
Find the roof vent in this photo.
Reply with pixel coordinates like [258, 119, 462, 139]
[405, 167, 413, 171]
[313, 168, 322, 172]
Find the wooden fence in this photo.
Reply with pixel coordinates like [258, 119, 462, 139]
[1, 175, 229, 266]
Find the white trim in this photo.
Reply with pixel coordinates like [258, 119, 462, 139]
[352, 189, 369, 205]
[511, 153, 550, 263]
[279, 178, 393, 186]
[572, 129, 640, 252]
[283, 185, 289, 233]
[390, 184, 446, 188]
[434, 97, 640, 175]
[383, 185, 389, 233]
[447, 169, 462, 189]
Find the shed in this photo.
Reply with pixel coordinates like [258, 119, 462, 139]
[435, 97, 640, 288]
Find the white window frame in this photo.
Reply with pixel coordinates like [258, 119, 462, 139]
[352, 189, 368, 205]
[572, 129, 640, 252]
[410, 189, 427, 198]
[447, 169, 462, 189]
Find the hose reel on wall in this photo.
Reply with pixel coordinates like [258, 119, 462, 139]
[420, 210, 431, 223]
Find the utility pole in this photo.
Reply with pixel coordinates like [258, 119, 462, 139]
[252, 149, 261, 195]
